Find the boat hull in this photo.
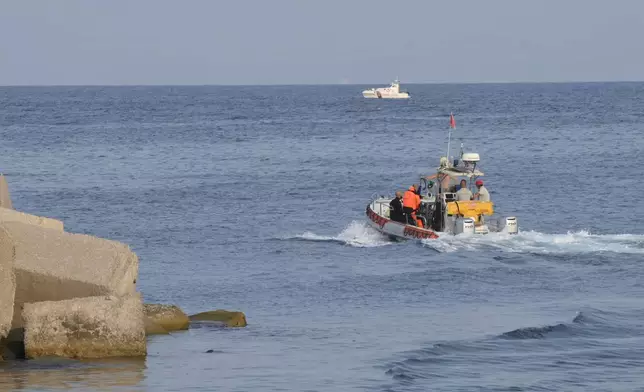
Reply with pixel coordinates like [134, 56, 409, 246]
[362, 91, 410, 99]
[366, 201, 518, 239]
[366, 205, 439, 240]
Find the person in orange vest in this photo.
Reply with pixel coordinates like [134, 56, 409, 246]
[402, 184, 420, 226]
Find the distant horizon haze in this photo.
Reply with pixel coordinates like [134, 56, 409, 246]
[2, 80, 644, 88]
[1, 0, 643, 86]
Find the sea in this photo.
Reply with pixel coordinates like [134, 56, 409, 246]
[0, 82, 643, 391]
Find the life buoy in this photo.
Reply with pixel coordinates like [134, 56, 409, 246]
[376, 91, 382, 99]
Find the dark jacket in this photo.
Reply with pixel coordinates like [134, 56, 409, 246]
[389, 197, 405, 223]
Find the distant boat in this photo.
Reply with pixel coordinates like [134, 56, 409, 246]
[362, 79, 410, 99]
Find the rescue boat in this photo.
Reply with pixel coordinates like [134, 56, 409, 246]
[365, 125, 519, 240]
[362, 79, 410, 99]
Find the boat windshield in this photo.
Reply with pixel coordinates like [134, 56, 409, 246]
[425, 169, 484, 194]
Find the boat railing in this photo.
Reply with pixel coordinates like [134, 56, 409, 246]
[375, 201, 391, 217]
[368, 193, 393, 218]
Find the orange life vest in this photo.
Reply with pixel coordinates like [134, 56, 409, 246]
[402, 187, 417, 209]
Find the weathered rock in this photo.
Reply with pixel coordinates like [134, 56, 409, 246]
[0, 226, 16, 340]
[3, 221, 138, 330]
[0, 174, 12, 209]
[143, 304, 190, 333]
[23, 294, 146, 359]
[143, 316, 169, 335]
[189, 310, 248, 327]
[0, 207, 63, 231]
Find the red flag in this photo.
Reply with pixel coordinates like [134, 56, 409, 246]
[449, 113, 456, 128]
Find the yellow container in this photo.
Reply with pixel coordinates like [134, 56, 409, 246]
[446, 201, 494, 218]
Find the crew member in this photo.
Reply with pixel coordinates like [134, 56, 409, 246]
[473, 179, 490, 202]
[389, 191, 405, 223]
[455, 179, 473, 201]
[402, 184, 419, 225]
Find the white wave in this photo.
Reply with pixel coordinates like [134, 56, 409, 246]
[289, 221, 393, 248]
[422, 229, 644, 255]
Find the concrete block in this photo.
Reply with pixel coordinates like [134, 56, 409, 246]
[23, 294, 146, 359]
[3, 221, 138, 329]
[0, 227, 16, 339]
[0, 174, 12, 209]
[0, 207, 64, 231]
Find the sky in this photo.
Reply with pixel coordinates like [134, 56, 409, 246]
[1, 0, 643, 85]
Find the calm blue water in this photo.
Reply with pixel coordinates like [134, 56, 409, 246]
[1, 83, 644, 391]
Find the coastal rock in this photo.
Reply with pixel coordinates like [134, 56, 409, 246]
[0, 207, 64, 231]
[0, 227, 16, 340]
[189, 310, 247, 327]
[3, 221, 138, 330]
[23, 294, 146, 359]
[0, 174, 12, 209]
[143, 304, 190, 333]
[143, 317, 169, 335]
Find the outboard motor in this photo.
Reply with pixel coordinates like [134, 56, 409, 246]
[505, 217, 518, 234]
[454, 217, 475, 236]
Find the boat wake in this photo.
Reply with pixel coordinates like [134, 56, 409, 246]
[286, 223, 644, 254]
[285, 221, 393, 248]
[422, 229, 644, 255]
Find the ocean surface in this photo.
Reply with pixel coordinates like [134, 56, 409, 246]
[1, 82, 644, 391]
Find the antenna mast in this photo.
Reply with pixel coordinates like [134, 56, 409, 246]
[446, 112, 455, 166]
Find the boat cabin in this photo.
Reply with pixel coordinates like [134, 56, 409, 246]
[417, 152, 494, 234]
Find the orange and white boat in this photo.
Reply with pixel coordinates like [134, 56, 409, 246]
[365, 115, 519, 240]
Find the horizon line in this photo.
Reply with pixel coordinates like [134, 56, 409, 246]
[1, 79, 643, 88]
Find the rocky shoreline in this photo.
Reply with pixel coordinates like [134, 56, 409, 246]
[0, 174, 246, 360]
